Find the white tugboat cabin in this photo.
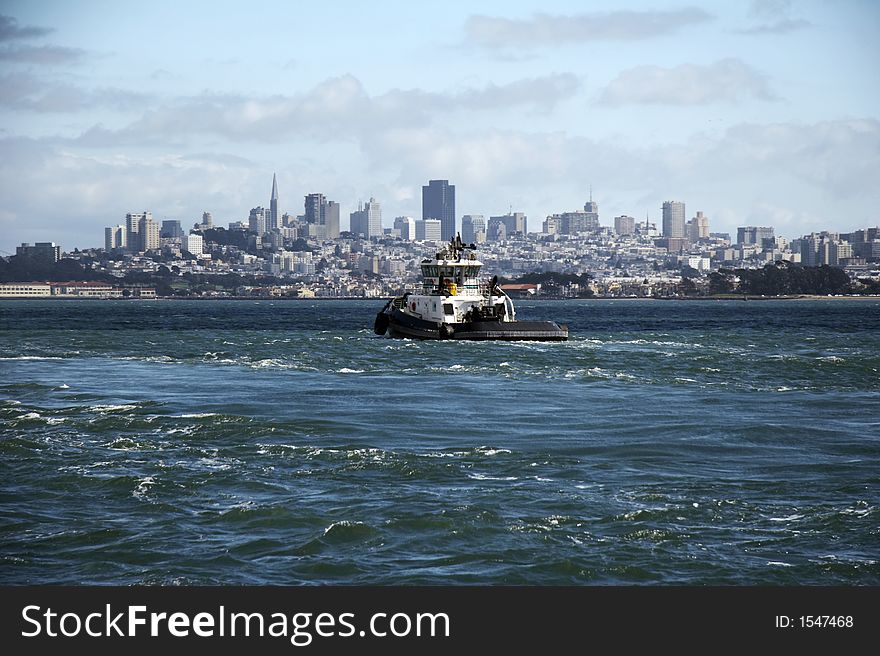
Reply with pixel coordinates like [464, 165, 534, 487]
[374, 236, 567, 341]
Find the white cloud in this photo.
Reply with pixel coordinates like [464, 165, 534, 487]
[465, 8, 713, 48]
[598, 59, 776, 106]
[0, 73, 149, 112]
[72, 73, 580, 146]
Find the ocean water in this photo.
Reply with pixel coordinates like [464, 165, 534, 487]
[1, 298, 878, 585]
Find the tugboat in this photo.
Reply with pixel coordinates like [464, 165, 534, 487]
[374, 235, 568, 341]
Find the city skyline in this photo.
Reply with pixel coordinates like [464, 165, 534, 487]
[0, 1, 878, 254]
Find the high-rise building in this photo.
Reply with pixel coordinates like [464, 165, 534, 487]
[349, 198, 382, 238]
[393, 216, 416, 241]
[583, 188, 599, 226]
[422, 179, 456, 241]
[662, 201, 686, 239]
[139, 215, 160, 252]
[201, 212, 213, 229]
[546, 211, 599, 235]
[304, 193, 325, 225]
[614, 215, 636, 236]
[687, 211, 710, 242]
[325, 201, 340, 239]
[461, 215, 485, 243]
[415, 219, 442, 241]
[737, 226, 775, 249]
[269, 173, 279, 231]
[126, 211, 150, 246]
[16, 242, 61, 263]
[105, 225, 126, 250]
[489, 213, 527, 240]
[161, 220, 183, 239]
[249, 207, 268, 235]
[182, 232, 204, 255]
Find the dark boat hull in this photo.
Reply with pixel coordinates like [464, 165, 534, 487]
[382, 307, 567, 341]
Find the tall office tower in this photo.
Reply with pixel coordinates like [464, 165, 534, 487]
[614, 215, 636, 236]
[202, 212, 213, 229]
[349, 202, 368, 238]
[304, 193, 325, 225]
[325, 201, 340, 239]
[489, 212, 527, 238]
[139, 215, 160, 252]
[16, 242, 61, 263]
[349, 198, 382, 238]
[661, 201, 686, 239]
[126, 211, 151, 247]
[583, 187, 599, 225]
[737, 226, 775, 248]
[249, 207, 268, 235]
[270, 174, 279, 230]
[161, 220, 183, 239]
[687, 211, 709, 242]
[415, 219, 442, 241]
[105, 225, 127, 250]
[364, 197, 382, 237]
[461, 215, 485, 243]
[393, 216, 416, 240]
[422, 179, 456, 241]
[542, 215, 561, 235]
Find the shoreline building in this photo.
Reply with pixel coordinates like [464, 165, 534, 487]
[422, 179, 456, 241]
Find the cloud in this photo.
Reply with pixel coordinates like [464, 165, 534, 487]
[464, 8, 713, 48]
[737, 0, 811, 34]
[0, 44, 87, 65]
[0, 14, 53, 41]
[0, 73, 150, 112]
[598, 59, 776, 106]
[74, 73, 580, 145]
[735, 18, 811, 34]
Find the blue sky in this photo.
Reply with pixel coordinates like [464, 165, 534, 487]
[0, 0, 878, 252]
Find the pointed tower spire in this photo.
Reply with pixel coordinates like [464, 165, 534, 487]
[269, 173, 279, 229]
[589, 184, 592, 203]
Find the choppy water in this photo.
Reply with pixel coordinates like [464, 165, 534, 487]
[1, 299, 878, 585]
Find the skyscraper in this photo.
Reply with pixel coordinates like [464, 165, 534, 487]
[662, 201, 686, 239]
[270, 173, 279, 231]
[349, 198, 381, 238]
[105, 225, 126, 250]
[325, 201, 340, 239]
[393, 216, 416, 240]
[249, 207, 268, 235]
[126, 211, 150, 247]
[138, 215, 160, 252]
[422, 179, 456, 241]
[161, 220, 183, 239]
[461, 215, 485, 243]
[305, 193, 325, 225]
[688, 211, 709, 242]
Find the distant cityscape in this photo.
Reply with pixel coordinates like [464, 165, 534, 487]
[2, 175, 879, 299]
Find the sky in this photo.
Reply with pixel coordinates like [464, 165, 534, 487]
[0, 0, 878, 253]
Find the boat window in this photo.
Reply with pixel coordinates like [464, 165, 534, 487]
[443, 303, 454, 316]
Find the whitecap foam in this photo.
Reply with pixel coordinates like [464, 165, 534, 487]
[468, 472, 517, 481]
[337, 368, 365, 374]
